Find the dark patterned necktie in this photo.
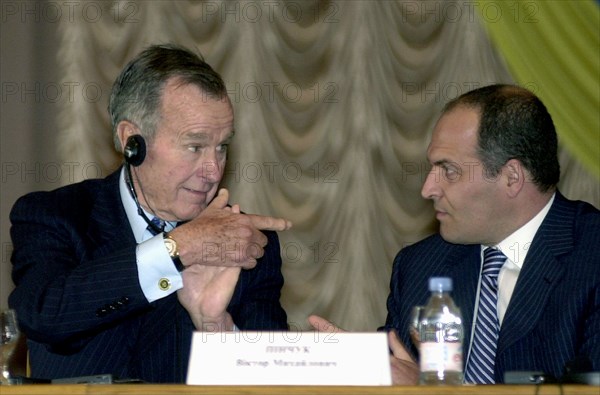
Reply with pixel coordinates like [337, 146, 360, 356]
[147, 217, 165, 236]
[464, 247, 507, 384]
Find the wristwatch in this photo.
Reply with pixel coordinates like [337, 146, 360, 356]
[163, 233, 185, 272]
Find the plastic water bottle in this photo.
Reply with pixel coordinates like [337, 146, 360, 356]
[418, 277, 464, 385]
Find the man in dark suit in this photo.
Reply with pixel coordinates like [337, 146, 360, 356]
[310, 84, 599, 384]
[9, 44, 291, 383]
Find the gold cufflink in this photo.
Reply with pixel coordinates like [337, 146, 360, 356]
[158, 278, 171, 291]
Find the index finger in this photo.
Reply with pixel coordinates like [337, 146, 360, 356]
[245, 214, 292, 231]
[388, 330, 414, 362]
[308, 315, 343, 333]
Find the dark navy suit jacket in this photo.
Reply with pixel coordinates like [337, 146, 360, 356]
[9, 169, 288, 383]
[383, 191, 600, 382]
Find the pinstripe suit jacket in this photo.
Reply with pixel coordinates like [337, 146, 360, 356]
[9, 169, 288, 383]
[383, 191, 600, 382]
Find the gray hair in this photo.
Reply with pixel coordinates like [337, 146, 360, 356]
[108, 44, 228, 150]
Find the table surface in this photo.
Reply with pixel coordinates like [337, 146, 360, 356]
[0, 384, 598, 395]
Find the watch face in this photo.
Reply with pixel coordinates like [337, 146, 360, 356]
[164, 238, 177, 256]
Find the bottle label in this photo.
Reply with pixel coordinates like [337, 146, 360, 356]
[420, 342, 463, 372]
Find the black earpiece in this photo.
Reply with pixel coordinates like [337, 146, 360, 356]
[123, 135, 146, 167]
[123, 134, 163, 234]
[123, 134, 161, 234]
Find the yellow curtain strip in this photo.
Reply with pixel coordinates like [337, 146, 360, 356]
[477, 0, 600, 179]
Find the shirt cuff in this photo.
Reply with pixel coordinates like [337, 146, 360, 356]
[136, 234, 183, 302]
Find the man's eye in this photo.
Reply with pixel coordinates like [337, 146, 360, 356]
[188, 146, 201, 153]
[217, 144, 229, 153]
[443, 166, 460, 180]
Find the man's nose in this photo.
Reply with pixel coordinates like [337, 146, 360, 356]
[199, 156, 222, 183]
[421, 168, 440, 200]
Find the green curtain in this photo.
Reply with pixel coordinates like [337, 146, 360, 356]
[478, 0, 600, 179]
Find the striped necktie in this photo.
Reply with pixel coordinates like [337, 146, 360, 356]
[147, 217, 165, 236]
[464, 247, 507, 384]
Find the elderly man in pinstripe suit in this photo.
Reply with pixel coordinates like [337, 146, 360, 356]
[9, 44, 291, 383]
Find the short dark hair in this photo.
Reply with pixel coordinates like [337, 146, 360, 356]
[108, 43, 228, 150]
[443, 84, 560, 192]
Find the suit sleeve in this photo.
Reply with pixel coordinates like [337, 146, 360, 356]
[227, 230, 288, 330]
[8, 189, 150, 351]
[381, 248, 422, 360]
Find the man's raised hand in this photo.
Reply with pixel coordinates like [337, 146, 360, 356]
[169, 189, 292, 269]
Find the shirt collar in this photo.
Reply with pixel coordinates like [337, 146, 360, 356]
[119, 167, 177, 242]
[120, 167, 151, 243]
[485, 193, 555, 268]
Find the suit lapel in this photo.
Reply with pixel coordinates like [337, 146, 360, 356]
[86, 169, 136, 254]
[449, 245, 481, 359]
[497, 192, 574, 355]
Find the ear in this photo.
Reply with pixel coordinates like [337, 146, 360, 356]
[504, 159, 526, 198]
[116, 120, 139, 153]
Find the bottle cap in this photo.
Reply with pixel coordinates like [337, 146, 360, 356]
[429, 277, 452, 292]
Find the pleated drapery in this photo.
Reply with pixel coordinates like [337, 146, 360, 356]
[478, 0, 599, 178]
[56, 1, 599, 331]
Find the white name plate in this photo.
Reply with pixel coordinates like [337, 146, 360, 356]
[186, 331, 392, 386]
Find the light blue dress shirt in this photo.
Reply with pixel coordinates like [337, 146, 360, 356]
[119, 168, 183, 302]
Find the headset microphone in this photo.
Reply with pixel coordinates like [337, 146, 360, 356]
[123, 135, 163, 234]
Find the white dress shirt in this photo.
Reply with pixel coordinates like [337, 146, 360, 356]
[467, 194, 555, 351]
[119, 168, 183, 302]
